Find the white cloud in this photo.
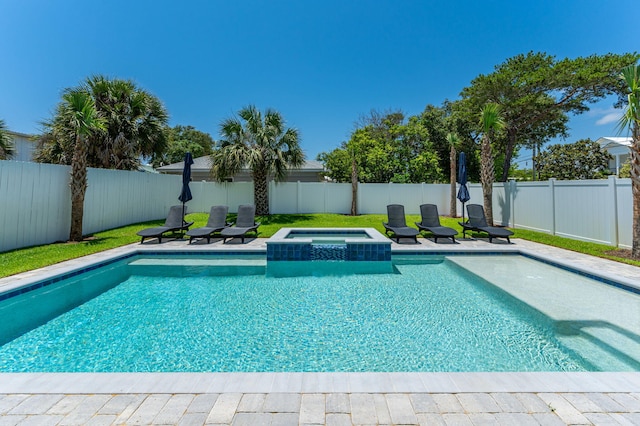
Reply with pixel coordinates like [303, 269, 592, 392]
[595, 111, 622, 125]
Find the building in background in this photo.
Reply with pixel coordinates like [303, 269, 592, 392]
[6, 131, 37, 162]
[158, 155, 325, 182]
[597, 137, 632, 176]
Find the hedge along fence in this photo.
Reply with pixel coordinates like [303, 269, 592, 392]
[0, 160, 633, 252]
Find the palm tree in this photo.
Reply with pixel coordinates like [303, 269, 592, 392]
[35, 76, 168, 170]
[86, 76, 168, 170]
[617, 63, 640, 258]
[0, 119, 15, 160]
[60, 89, 106, 241]
[447, 132, 459, 217]
[212, 105, 305, 215]
[479, 103, 505, 226]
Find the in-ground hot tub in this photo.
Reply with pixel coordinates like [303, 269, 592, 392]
[267, 228, 391, 261]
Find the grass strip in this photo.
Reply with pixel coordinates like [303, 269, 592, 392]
[1, 213, 638, 278]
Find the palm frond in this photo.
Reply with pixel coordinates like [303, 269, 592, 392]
[616, 64, 640, 135]
[446, 132, 460, 148]
[0, 118, 15, 159]
[479, 102, 505, 133]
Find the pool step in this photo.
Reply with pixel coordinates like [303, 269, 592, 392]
[128, 258, 266, 277]
[128, 258, 266, 267]
[446, 255, 640, 371]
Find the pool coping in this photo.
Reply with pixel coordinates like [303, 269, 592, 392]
[1, 238, 639, 394]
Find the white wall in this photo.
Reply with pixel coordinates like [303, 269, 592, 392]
[0, 160, 634, 251]
[0, 161, 70, 252]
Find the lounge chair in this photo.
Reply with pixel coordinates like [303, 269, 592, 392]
[383, 204, 419, 243]
[136, 205, 193, 243]
[186, 205, 232, 244]
[462, 204, 514, 243]
[221, 204, 261, 243]
[415, 204, 458, 243]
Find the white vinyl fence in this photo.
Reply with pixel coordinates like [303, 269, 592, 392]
[0, 160, 633, 252]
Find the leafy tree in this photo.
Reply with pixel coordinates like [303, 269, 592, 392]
[418, 103, 478, 181]
[317, 149, 351, 182]
[36, 76, 168, 170]
[457, 51, 639, 182]
[0, 119, 14, 160]
[212, 105, 304, 215]
[619, 160, 631, 178]
[479, 103, 504, 226]
[152, 125, 214, 167]
[433, 101, 483, 183]
[60, 90, 106, 241]
[616, 63, 640, 258]
[508, 165, 535, 181]
[535, 139, 612, 180]
[319, 111, 443, 184]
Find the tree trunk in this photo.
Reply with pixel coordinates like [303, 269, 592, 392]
[253, 168, 270, 216]
[500, 129, 518, 182]
[481, 134, 495, 226]
[350, 156, 358, 215]
[631, 123, 640, 258]
[449, 144, 457, 217]
[69, 135, 88, 241]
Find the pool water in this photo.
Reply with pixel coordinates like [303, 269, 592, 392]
[2, 255, 637, 373]
[284, 230, 371, 240]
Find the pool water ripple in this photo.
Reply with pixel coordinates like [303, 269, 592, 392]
[0, 260, 593, 373]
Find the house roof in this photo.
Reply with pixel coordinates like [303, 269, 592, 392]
[596, 136, 632, 150]
[7, 130, 35, 139]
[157, 156, 324, 172]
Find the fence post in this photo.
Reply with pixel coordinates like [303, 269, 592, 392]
[608, 175, 619, 247]
[296, 181, 301, 214]
[323, 181, 327, 213]
[509, 179, 516, 228]
[269, 180, 275, 213]
[549, 178, 556, 235]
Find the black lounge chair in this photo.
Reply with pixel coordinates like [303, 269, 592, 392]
[383, 204, 419, 243]
[462, 204, 514, 243]
[186, 205, 232, 244]
[415, 204, 458, 243]
[136, 205, 193, 243]
[221, 204, 261, 243]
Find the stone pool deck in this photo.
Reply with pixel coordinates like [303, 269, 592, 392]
[1, 236, 639, 425]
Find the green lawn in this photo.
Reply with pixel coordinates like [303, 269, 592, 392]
[1, 213, 638, 278]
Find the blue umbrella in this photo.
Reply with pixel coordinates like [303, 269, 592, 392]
[178, 152, 194, 221]
[456, 151, 470, 222]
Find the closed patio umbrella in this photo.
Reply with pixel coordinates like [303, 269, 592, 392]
[456, 151, 470, 223]
[178, 152, 194, 221]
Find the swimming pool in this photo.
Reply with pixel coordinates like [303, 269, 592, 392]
[1, 251, 638, 373]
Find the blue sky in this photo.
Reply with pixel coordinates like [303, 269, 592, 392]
[1, 0, 637, 165]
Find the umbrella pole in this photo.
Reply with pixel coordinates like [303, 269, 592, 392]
[461, 201, 466, 238]
[181, 202, 187, 237]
